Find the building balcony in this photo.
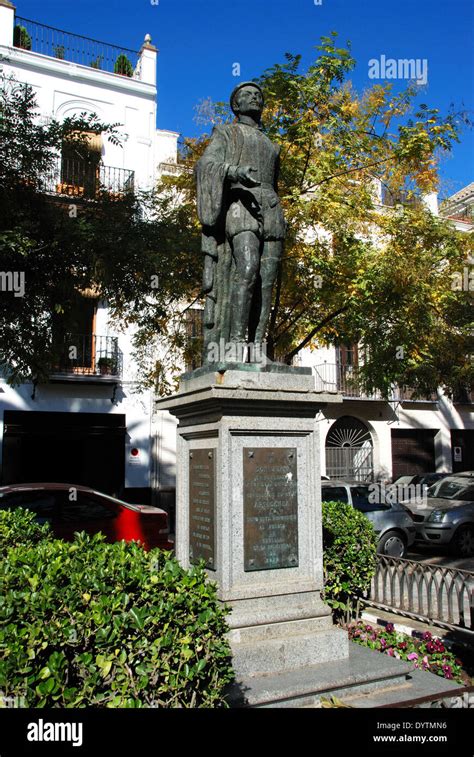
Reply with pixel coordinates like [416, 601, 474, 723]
[42, 157, 134, 200]
[158, 162, 181, 177]
[313, 363, 438, 402]
[381, 187, 421, 208]
[13, 16, 138, 77]
[51, 334, 122, 381]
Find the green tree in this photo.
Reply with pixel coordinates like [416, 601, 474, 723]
[0, 72, 200, 388]
[1, 33, 473, 398]
[145, 35, 473, 397]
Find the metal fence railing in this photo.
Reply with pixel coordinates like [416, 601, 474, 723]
[363, 555, 474, 633]
[14, 17, 138, 76]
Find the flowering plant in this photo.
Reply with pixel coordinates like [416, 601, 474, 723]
[348, 622, 465, 683]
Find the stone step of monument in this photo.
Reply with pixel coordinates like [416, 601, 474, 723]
[230, 622, 349, 676]
[227, 643, 465, 708]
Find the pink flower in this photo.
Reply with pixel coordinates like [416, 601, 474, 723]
[443, 665, 453, 680]
[407, 652, 419, 661]
[386, 623, 394, 632]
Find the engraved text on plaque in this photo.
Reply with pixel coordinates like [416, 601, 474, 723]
[189, 449, 216, 570]
[243, 447, 298, 571]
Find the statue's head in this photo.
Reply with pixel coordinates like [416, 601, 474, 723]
[230, 82, 264, 119]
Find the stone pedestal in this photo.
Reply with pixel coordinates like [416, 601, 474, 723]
[156, 365, 349, 679]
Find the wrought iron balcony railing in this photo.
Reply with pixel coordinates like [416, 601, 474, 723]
[14, 16, 138, 76]
[42, 157, 134, 199]
[314, 363, 438, 402]
[314, 363, 382, 399]
[158, 162, 182, 177]
[52, 334, 122, 378]
[381, 187, 421, 208]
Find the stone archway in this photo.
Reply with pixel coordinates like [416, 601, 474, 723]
[325, 416, 374, 481]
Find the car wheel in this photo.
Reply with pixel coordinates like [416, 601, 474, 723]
[451, 525, 474, 558]
[377, 531, 407, 558]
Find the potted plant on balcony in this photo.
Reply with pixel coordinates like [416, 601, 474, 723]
[53, 45, 66, 60]
[97, 356, 117, 375]
[114, 54, 134, 77]
[13, 25, 32, 51]
[90, 55, 103, 70]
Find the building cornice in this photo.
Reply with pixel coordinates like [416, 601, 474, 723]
[0, 44, 157, 99]
[0, 0, 16, 9]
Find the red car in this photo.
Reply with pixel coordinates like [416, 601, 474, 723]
[0, 483, 174, 551]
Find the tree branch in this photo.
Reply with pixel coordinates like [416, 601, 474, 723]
[302, 155, 396, 193]
[274, 298, 303, 332]
[283, 305, 349, 364]
[274, 307, 307, 344]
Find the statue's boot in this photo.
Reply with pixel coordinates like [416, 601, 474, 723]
[230, 285, 253, 344]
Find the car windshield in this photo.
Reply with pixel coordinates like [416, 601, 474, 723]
[350, 485, 390, 512]
[321, 486, 349, 503]
[428, 480, 470, 499]
[391, 476, 414, 487]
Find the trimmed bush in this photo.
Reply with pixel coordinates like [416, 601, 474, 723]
[322, 500, 378, 620]
[0, 510, 233, 707]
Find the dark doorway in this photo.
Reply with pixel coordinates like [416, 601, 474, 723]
[2, 411, 125, 496]
[391, 429, 436, 479]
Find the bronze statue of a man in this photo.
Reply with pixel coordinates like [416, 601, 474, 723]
[195, 82, 285, 362]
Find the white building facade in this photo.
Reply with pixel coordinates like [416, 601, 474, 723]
[0, 1, 178, 506]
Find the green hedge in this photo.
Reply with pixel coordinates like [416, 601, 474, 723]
[0, 510, 233, 707]
[322, 500, 378, 620]
[0, 507, 52, 550]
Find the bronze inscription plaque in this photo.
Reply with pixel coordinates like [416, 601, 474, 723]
[189, 449, 216, 570]
[243, 447, 298, 571]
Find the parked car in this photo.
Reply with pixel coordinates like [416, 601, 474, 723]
[321, 480, 416, 558]
[404, 475, 474, 558]
[0, 483, 173, 551]
[389, 472, 450, 491]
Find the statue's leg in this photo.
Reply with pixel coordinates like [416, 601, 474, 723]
[254, 240, 283, 345]
[229, 231, 260, 342]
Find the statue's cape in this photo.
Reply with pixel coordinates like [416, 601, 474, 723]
[195, 124, 243, 229]
[195, 124, 245, 344]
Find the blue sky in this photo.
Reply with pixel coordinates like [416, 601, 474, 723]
[15, 0, 474, 198]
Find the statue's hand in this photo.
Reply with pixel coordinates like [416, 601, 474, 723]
[229, 165, 260, 187]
